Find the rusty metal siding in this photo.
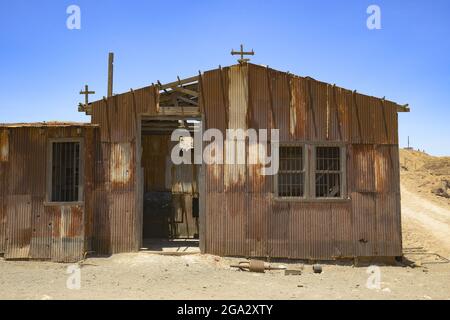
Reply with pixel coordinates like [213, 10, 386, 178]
[0, 129, 9, 162]
[352, 144, 376, 192]
[202, 69, 225, 193]
[8, 128, 46, 196]
[0, 195, 5, 253]
[5, 195, 32, 259]
[30, 197, 51, 259]
[90, 86, 160, 255]
[246, 194, 269, 257]
[50, 205, 84, 262]
[269, 68, 291, 142]
[0, 125, 97, 261]
[109, 191, 137, 253]
[0, 161, 7, 253]
[92, 185, 110, 254]
[202, 63, 402, 260]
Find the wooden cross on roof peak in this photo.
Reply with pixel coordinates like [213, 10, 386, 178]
[80, 84, 95, 107]
[231, 44, 255, 64]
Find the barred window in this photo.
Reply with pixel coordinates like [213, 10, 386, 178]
[277, 146, 305, 197]
[315, 146, 342, 198]
[51, 141, 81, 202]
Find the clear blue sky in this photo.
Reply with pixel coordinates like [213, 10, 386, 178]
[0, 0, 449, 155]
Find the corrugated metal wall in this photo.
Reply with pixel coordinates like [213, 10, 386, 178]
[201, 63, 402, 260]
[0, 125, 98, 262]
[90, 86, 159, 254]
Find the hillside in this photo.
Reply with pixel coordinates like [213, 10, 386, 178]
[400, 149, 450, 208]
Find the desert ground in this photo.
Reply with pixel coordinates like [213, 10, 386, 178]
[0, 149, 449, 300]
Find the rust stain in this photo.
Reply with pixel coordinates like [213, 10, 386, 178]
[0, 129, 9, 162]
[110, 142, 133, 186]
[224, 65, 247, 190]
[289, 79, 297, 136]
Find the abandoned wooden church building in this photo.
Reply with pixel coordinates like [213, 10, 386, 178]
[0, 52, 409, 262]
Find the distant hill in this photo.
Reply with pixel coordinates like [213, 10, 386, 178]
[400, 148, 450, 207]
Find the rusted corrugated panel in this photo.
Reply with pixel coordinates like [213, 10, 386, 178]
[7, 128, 46, 196]
[270, 68, 290, 142]
[205, 192, 225, 255]
[288, 76, 307, 140]
[109, 94, 137, 143]
[248, 64, 271, 131]
[5, 195, 32, 259]
[351, 93, 374, 144]
[110, 142, 134, 191]
[331, 202, 354, 258]
[50, 205, 84, 262]
[83, 127, 96, 252]
[306, 80, 328, 141]
[352, 192, 377, 257]
[0, 129, 9, 162]
[0, 161, 7, 253]
[201, 68, 225, 193]
[246, 64, 274, 193]
[91, 100, 110, 143]
[29, 197, 52, 259]
[224, 65, 248, 193]
[268, 201, 290, 258]
[352, 144, 376, 192]
[92, 186, 110, 254]
[375, 145, 397, 193]
[375, 193, 402, 256]
[246, 193, 269, 257]
[271, 201, 354, 260]
[223, 192, 247, 257]
[0, 195, 5, 253]
[329, 86, 351, 142]
[109, 191, 138, 253]
[133, 85, 159, 115]
[350, 93, 398, 145]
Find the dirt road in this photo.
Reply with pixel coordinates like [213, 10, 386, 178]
[401, 185, 450, 257]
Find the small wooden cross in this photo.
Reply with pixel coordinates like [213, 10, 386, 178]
[80, 84, 95, 107]
[231, 44, 255, 64]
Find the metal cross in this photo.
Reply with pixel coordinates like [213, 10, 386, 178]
[80, 84, 95, 107]
[231, 44, 255, 64]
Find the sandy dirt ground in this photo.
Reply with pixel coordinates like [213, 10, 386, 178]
[0, 149, 449, 300]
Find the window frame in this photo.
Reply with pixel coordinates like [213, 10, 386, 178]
[274, 142, 347, 202]
[46, 138, 84, 205]
[274, 142, 308, 200]
[311, 144, 347, 200]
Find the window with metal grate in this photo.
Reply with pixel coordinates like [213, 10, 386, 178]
[315, 146, 341, 198]
[51, 141, 80, 202]
[277, 146, 305, 197]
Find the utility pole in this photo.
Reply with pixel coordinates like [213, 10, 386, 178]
[108, 52, 114, 97]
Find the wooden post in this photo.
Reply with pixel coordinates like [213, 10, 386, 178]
[108, 52, 114, 97]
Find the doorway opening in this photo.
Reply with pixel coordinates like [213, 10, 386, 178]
[140, 117, 201, 250]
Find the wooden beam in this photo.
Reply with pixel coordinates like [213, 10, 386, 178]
[159, 76, 199, 90]
[170, 86, 199, 97]
[177, 95, 199, 106]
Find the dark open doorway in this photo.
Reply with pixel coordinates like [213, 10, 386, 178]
[140, 118, 201, 243]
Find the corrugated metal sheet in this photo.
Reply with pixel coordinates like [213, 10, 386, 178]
[109, 191, 137, 253]
[202, 63, 402, 260]
[0, 126, 97, 262]
[50, 205, 84, 262]
[0, 129, 9, 162]
[30, 197, 51, 259]
[5, 195, 32, 259]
